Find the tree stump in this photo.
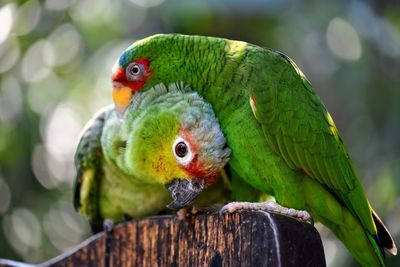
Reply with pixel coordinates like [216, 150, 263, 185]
[0, 210, 326, 267]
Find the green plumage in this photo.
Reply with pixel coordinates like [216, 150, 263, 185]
[113, 34, 396, 266]
[74, 83, 230, 232]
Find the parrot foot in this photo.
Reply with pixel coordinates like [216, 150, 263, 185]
[177, 205, 223, 220]
[220, 201, 313, 224]
[103, 219, 115, 233]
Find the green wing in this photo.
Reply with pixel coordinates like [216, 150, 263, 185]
[250, 50, 376, 234]
[74, 107, 111, 232]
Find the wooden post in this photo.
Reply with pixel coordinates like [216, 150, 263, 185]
[0, 210, 326, 267]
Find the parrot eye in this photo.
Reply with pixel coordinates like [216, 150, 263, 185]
[126, 62, 145, 81]
[175, 142, 187, 157]
[172, 137, 193, 165]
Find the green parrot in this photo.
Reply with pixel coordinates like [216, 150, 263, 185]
[109, 34, 397, 266]
[74, 83, 231, 233]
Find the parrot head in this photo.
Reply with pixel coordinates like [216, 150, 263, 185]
[111, 34, 243, 115]
[117, 84, 231, 209]
[110, 34, 234, 208]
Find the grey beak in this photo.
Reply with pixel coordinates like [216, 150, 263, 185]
[165, 179, 205, 209]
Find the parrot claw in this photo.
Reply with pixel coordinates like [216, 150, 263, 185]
[177, 205, 223, 220]
[177, 206, 198, 220]
[220, 201, 313, 224]
[103, 219, 115, 233]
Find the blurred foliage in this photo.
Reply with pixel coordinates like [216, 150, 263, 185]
[0, 0, 399, 266]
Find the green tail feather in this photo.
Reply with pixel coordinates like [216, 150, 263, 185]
[367, 234, 386, 267]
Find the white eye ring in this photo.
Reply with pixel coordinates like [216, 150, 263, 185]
[172, 137, 193, 166]
[126, 62, 144, 81]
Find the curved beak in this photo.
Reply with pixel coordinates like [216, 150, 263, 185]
[112, 64, 131, 116]
[112, 85, 132, 116]
[165, 179, 205, 209]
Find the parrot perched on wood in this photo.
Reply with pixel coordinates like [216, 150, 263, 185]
[74, 83, 231, 233]
[109, 34, 397, 266]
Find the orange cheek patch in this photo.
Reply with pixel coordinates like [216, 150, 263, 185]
[112, 87, 132, 114]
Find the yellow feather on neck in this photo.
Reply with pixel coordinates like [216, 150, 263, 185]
[126, 109, 188, 184]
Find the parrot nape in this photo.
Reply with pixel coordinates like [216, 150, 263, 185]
[110, 34, 396, 266]
[74, 83, 231, 233]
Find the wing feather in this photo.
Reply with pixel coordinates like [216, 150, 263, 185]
[73, 106, 111, 232]
[276, 131, 297, 169]
[250, 50, 376, 233]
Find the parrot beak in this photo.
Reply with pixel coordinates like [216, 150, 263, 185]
[112, 85, 132, 116]
[112, 64, 132, 116]
[165, 179, 205, 209]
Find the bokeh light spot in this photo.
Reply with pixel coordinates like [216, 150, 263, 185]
[43, 201, 90, 252]
[21, 40, 54, 83]
[69, 0, 107, 23]
[45, 0, 75, 11]
[32, 143, 61, 189]
[2, 208, 43, 262]
[26, 73, 64, 114]
[326, 17, 362, 61]
[46, 24, 82, 67]
[0, 37, 20, 73]
[0, 4, 15, 44]
[128, 0, 165, 8]
[42, 102, 83, 161]
[14, 0, 42, 36]
[36, 102, 85, 186]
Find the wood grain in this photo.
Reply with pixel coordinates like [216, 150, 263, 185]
[0, 210, 326, 267]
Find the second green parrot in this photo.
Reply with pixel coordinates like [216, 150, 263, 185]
[74, 83, 231, 232]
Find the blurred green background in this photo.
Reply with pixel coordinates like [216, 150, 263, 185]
[0, 0, 399, 266]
